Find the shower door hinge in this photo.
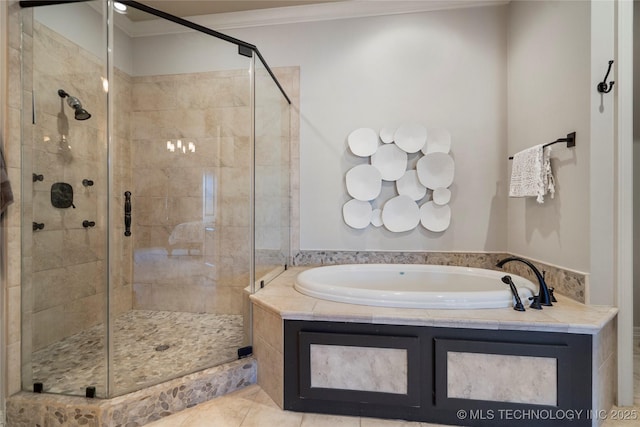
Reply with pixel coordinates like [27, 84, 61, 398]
[238, 45, 253, 58]
[237, 346, 253, 359]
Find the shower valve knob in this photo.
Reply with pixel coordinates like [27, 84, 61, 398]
[82, 179, 94, 187]
[82, 220, 96, 228]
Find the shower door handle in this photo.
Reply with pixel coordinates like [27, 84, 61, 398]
[124, 191, 131, 236]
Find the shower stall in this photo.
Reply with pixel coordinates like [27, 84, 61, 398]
[19, 0, 291, 398]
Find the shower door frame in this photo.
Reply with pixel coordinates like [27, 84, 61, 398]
[20, 0, 292, 399]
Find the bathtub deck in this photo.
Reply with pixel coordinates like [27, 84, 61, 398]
[251, 267, 617, 334]
[250, 266, 618, 427]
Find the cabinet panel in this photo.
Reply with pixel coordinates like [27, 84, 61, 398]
[434, 338, 568, 407]
[284, 320, 592, 426]
[298, 331, 420, 406]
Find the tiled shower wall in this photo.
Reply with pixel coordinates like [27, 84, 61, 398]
[26, 21, 110, 354]
[6, 0, 27, 397]
[24, 21, 279, 338]
[17, 16, 133, 389]
[3, 0, 298, 400]
[19, 5, 299, 365]
[129, 70, 252, 314]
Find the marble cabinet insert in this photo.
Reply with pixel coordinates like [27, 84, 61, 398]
[285, 321, 593, 427]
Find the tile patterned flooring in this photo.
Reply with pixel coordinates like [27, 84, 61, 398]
[27, 315, 640, 426]
[142, 339, 640, 427]
[31, 310, 245, 396]
[146, 384, 451, 427]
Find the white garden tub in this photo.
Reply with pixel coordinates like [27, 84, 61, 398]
[294, 264, 537, 309]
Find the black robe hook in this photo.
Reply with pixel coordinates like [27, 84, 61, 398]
[597, 60, 615, 94]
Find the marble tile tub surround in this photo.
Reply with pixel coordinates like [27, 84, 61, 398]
[293, 250, 587, 303]
[6, 358, 256, 427]
[251, 267, 617, 422]
[253, 267, 614, 339]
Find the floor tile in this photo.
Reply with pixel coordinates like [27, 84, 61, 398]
[33, 310, 243, 396]
[300, 412, 360, 427]
[239, 402, 304, 427]
[142, 335, 640, 427]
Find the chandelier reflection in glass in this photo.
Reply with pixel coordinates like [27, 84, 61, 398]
[166, 139, 196, 154]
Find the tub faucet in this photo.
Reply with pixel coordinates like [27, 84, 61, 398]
[496, 257, 553, 309]
[501, 275, 525, 311]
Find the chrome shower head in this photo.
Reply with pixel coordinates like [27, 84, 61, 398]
[58, 89, 92, 121]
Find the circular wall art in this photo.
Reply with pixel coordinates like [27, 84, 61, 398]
[382, 195, 420, 232]
[422, 128, 451, 154]
[343, 123, 454, 232]
[370, 143, 408, 181]
[343, 199, 372, 229]
[394, 123, 427, 153]
[432, 187, 452, 205]
[348, 127, 379, 157]
[380, 127, 396, 144]
[419, 201, 451, 232]
[371, 208, 383, 227]
[396, 170, 427, 201]
[345, 164, 382, 201]
[416, 152, 454, 190]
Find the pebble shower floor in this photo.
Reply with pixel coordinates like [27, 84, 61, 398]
[31, 310, 244, 396]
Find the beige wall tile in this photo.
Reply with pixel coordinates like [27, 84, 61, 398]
[253, 334, 284, 408]
[254, 304, 283, 353]
[7, 342, 22, 394]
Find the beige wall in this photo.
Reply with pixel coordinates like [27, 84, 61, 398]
[506, 1, 591, 272]
[222, 5, 510, 252]
[1, 0, 8, 416]
[507, 0, 619, 306]
[634, 1, 640, 327]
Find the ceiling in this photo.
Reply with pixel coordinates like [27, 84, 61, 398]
[130, 0, 344, 21]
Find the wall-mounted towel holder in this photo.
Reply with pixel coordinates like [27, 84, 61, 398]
[508, 132, 576, 160]
[597, 60, 615, 94]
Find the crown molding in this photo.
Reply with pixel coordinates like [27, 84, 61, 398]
[123, 0, 509, 38]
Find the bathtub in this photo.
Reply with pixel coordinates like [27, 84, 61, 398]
[294, 264, 537, 309]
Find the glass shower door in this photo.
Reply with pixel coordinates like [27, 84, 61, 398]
[21, 0, 290, 399]
[22, 0, 109, 397]
[254, 57, 291, 285]
[109, 4, 253, 396]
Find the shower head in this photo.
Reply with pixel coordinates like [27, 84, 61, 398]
[58, 89, 92, 121]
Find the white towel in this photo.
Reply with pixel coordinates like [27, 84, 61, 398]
[509, 145, 555, 203]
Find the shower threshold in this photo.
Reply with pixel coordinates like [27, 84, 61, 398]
[7, 357, 257, 426]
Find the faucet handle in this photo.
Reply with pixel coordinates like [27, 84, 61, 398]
[528, 295, 543, 310]
[548, 287, 557, 303]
